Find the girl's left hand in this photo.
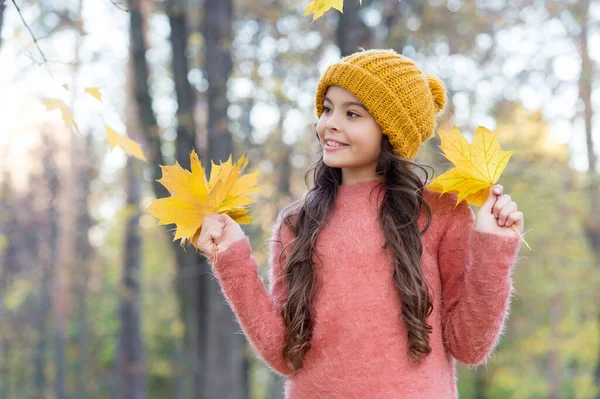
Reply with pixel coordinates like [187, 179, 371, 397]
[475, 184, 524, 237]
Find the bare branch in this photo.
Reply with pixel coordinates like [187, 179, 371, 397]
[10, 0, 55, 79]
[109, 0, 128, 12]
[24, 52, 77, 66]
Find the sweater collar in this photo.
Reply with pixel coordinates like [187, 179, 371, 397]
[335, 178, 386, 205]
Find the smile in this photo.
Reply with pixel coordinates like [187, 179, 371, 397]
[324, 140, 349, 150]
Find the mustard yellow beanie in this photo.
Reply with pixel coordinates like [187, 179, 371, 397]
[315, 49, 447, 160]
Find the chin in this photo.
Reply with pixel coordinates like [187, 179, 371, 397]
[323, 156, 343, 168]
[323, 156, 354, 169]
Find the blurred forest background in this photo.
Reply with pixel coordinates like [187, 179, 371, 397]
[0, 0, 599, 398]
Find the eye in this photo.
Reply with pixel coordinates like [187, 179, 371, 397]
[322, 106, 331, 113]
[347, 111, 360, 118]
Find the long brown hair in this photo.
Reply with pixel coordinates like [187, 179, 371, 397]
[277, 133, 435, 374]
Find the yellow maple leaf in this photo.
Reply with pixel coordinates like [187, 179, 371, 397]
[105, 125, 147, 162]
[44, 99, 81, 135]
[426, 126, 532, 250]
[304, 0, 344, 21]
[147, 150, 260, 254]
[426, 126, 514, 207]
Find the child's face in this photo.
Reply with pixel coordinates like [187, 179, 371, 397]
[316, 86, 383, 179]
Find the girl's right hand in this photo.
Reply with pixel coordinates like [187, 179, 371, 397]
[197, 212, 246, 261]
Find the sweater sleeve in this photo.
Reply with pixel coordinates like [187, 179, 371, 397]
[209, 210, 294, 376]
[437, 195, 522, 367]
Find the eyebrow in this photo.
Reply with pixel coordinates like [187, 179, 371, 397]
[324, 96, 367, 110]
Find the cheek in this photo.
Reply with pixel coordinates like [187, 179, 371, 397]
[316, 119, 326, 139]
[357, 127, 383, 154]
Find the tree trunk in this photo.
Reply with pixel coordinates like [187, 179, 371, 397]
[167, 0, 197, 165]
[336, 0, 372, 56]
[473, 370, 488, 399]
[269, 375, 285, 399]
[0, 179, 13, 399]
[53, 320, 66, 399]
[548, 293, 562, 399]
[167, 1, 205, 397]
[174, 249, 204, 398]
[577, 1, 600, 395]
[116, 154, 146, 399]
[34, 133, 61, 399]
[114, 2, 152, 398]
[205, 0, 234, 162]
[0, 338, 9, 399]
[73, 130, 93, 399]
[61, 2, 88, 398]
[128, 0, 167, 199]
[202, 0, 247, 398]
[34, 264, 50, 398]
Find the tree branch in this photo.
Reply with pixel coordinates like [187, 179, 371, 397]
[109, 0, 128, 12]
[10, 0, 55, 78]
[24, 52, 77, 66]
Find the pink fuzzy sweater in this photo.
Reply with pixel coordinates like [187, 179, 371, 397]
[212, 180, 522, 398]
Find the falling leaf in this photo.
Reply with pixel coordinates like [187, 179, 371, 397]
[426, 126, 532, 250]
[84, 87, 103, 102]
[105, 125, 147, 162]
[147, 150, 260, 252]
[304, 0, 344, 20]
[44, 99, 81, 134]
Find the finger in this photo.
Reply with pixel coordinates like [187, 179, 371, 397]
[198, 224, 221, 243]
[197, 232, 217, 254]
[481, 186, 500, 213]
[215, 242, 228, 253]
[204, 212, 223, 224]
[199, 245, 214, 261]
[493, 194, 511, 219]
[498, 202, 518, 226]
[199, 213, 218, 236]
[208, 225, 224, 243]
[218, 214, 233, 229]
[202, 212, 216, 221]
[492, 184, 503, 196]
[505, 211, 524, 229]
[198, 219, 225, 248]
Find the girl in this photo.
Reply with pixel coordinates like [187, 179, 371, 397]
[198, 49, 524, 398]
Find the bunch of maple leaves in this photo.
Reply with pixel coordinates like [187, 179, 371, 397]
[147, 150, 260, 263]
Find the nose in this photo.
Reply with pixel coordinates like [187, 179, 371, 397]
[324, 109, 341, 131]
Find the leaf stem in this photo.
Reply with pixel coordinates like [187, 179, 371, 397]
[212, 242, 218, 267]
[511, 225, 533, 251]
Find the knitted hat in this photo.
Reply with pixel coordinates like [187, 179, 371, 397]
[315, 49, 447, 160]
